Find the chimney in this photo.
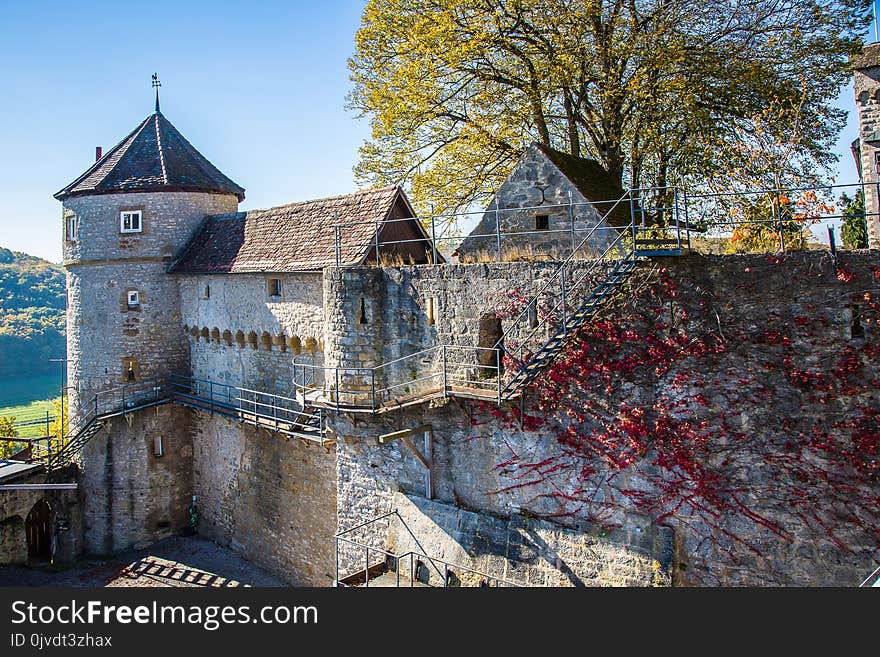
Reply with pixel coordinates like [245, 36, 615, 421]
[95, 146, 103, 162]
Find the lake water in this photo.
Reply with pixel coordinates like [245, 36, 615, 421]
[0, 372, 62, 408]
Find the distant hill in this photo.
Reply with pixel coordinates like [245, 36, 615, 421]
[0, 247, 65, 378]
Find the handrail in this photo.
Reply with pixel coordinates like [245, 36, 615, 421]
[488, 189, 632, 347]
[859, 563, 880, 587]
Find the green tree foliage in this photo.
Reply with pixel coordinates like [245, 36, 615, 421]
[0, 248, 66, 377]
[726, 194, 811, 253]
[349, 0, 870, 217]
[0, 415, 25, 459]
[840, 190, 868, 249]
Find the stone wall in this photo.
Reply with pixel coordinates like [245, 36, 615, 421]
[63, 191, 236, 557]
[192, 411, 337, 586]
[455, 144, 619, 261]
[0, 466, 81, 565]
[331, 250, 880, 586]
[79, 404, 193, 556]
[389, 494, 671, 586]
[179, 272, 325, 393]
[323, 260, 619, 404]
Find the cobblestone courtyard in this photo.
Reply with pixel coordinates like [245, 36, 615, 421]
[0, 536, 285, 587]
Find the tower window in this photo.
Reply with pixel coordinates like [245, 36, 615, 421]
[120, 210, 143, 233]
[122, 357, 139, 383]
[203, 285, 211, 300]
[267, 278, 282, 298]
[64, 211, 77, 241]
[153, 435, 164, 458]
[535, 214, 549, 231]
[127, 290, 140, 308]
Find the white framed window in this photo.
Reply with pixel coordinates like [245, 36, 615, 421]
[120, 210, 143, 233]
[64, 211, 77, 241]
[127, 290, 140, 307]
[267, 278, 282, 298]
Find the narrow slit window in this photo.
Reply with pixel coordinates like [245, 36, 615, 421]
[153, 435, 164, 458]
[852, 304, 865, 339]
[535, 214, 550, 231]
[203, 285, 210, 300]
[120, 210, 143, 234]
[267, 278, 282, 298]
[358, 297, 368, 324]
[427, 298, 436, 326]
[527, 300, 538, 328]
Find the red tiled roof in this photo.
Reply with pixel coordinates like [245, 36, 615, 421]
[170, 186, 415, 273]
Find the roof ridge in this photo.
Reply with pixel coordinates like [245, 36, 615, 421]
[154, 114, 168, 185]
[225, 185, 400, 217]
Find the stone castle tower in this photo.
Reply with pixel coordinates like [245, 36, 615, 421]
[54, 99, 245, 554]
[852, 42, 880, 249]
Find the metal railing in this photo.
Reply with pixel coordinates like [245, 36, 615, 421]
[168, 373, 327, 443]
[46, 378, 168, 468]
[335, 510, 519, 587]
[334, 180, 877, 268]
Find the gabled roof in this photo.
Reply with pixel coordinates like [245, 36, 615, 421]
[533, 143, 630, 226]
[170, 185, 431, 274]
[55, 111, 245, 201]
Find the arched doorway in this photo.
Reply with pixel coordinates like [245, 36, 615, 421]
[25, 499, 53, 564]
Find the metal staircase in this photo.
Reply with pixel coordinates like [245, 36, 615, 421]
[491, 193, 687, 402]
[47, 379, 170, 469]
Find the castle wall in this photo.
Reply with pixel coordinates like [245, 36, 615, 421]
[0, 466, 82, 565]
[329, 250, 880, 586]
[178, 273, 325, 392]
[79, 404, 193, 555]
[191, 411, 337, 586]
[456, 145, 619, 261]
[322, 260, 619, 404]
[854, 67, 880, 248]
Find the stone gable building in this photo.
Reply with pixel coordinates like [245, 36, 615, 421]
[455, 142, 630, 261]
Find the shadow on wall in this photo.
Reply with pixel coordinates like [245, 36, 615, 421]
[387, 493, 672, 587]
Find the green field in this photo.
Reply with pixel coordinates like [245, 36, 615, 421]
[0, 372, 62, 439]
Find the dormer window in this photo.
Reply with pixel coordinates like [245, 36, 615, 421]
[64, 211, 77, 241]
[127, 290, 140, 308]
[120, 210, 143, 234]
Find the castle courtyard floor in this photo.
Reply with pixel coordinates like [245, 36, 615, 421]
[0, 536, 286, 587]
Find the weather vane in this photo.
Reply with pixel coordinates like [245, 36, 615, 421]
[152, 73, 161, 113]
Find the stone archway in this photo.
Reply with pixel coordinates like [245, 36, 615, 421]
[25, 499, 53, 564]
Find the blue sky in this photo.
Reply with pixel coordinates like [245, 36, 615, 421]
[0, 0, 868, 262]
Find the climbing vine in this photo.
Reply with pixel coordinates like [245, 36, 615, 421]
[473, 254, 880, 578]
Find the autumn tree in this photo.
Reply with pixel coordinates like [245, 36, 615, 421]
[349, 0, 869, 218]
[0, 415, 23, 459]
